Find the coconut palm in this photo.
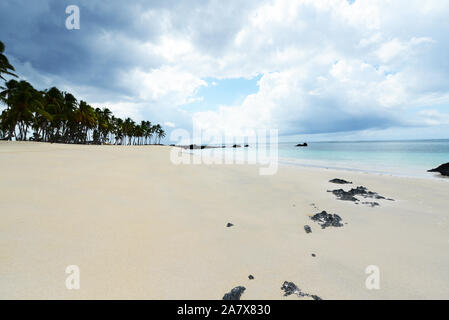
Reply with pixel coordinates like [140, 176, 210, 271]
[0, 40, 166, 145]
[0, 79, 41, 140]
[0, 41, 17, 88]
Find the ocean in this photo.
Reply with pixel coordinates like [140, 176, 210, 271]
[187, 139, 449, 178]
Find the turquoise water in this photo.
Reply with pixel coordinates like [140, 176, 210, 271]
[189, 139, 449, 178]
[276, 140, 449, 178]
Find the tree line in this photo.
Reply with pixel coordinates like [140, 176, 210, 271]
[0, 41, 165, 145]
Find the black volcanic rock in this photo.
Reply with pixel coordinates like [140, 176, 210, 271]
[328, 186, 389, 204]
[226, 223, 234, 227]
[329, 178, 352, 184]
[223, 286, 246, 300]
[304, 225, 312, 233]
[248, 275, 254, 280]
[281, 281, 322, 300]
[310, 211, 343, 229]
[182, 144, 235, 150]
[281, 281, 300, 296]
[296, 143, 308, 147]
[428, 163, 449, 176]
[329, 188, 359, 201]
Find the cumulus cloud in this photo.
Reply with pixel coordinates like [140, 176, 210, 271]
[1, 0, 449, 139]
[192, 0, 449, 136]
[121, 66, 207, 104]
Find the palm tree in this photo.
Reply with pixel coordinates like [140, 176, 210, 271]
[152, 124, 166, 144]
[0, 108, 14, 139]
[0, 41, 17, 88]
[0, 80, 165, 144]
[0, 40, 166, 145]
[73, 101, 96, 143]
[112, 117, 124, 145]
[31, 91, 53, 142]
[150, 124, 157, 144]
[159, 128, 166, 144]
[142, 121, 152, 145]
[60, 92, 77, 142]
[0, 79, 41, 140]
[42, 87, 65, 142]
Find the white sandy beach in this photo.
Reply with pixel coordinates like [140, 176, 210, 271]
[0, 141, 448, 299]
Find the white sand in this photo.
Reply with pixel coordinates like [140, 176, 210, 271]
[0, 141, 448, 299]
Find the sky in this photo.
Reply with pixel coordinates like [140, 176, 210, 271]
[1, 0, 449, 142]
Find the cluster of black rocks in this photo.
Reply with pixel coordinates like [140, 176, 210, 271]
[328, 185, 393, 204]
[310, 211, 344, 229]
[222, 281, 322, 300]
[180, 144, 250, 150]
[281, 281, 322, 300]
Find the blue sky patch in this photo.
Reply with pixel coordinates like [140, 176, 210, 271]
[184, 75, 262, 112]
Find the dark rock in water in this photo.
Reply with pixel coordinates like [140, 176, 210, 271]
[310, 211, 343, 229]
[189, 144, 195, 150]
[281, 281, 322, 300]
[232, 144, 241, 148]
[169, 144, 176, 146]
[304, 225, 312, 233]
[244, 144, 249, 147]
[328, 186, 390, 205]
[226, 223, 234, 227]
[428, 163, 449, 176]
[223, 286, 246, 300]
[248, 275, 254, 280]
[329, 178, 352, 184]
[296, 143, 308, 147]
[200, 145, 207, 149]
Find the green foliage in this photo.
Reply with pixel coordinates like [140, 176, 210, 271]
[0, 41, 17, 85]
[0, 41, 165, 144]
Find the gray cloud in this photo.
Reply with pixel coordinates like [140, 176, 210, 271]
[2, 0, 449, 139]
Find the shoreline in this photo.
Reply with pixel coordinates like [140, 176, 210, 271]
[181, 147, 448, 180]
[1, 141, 449, 299]
[3, 140, 448, 180]
[278, 158, 449, 181]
